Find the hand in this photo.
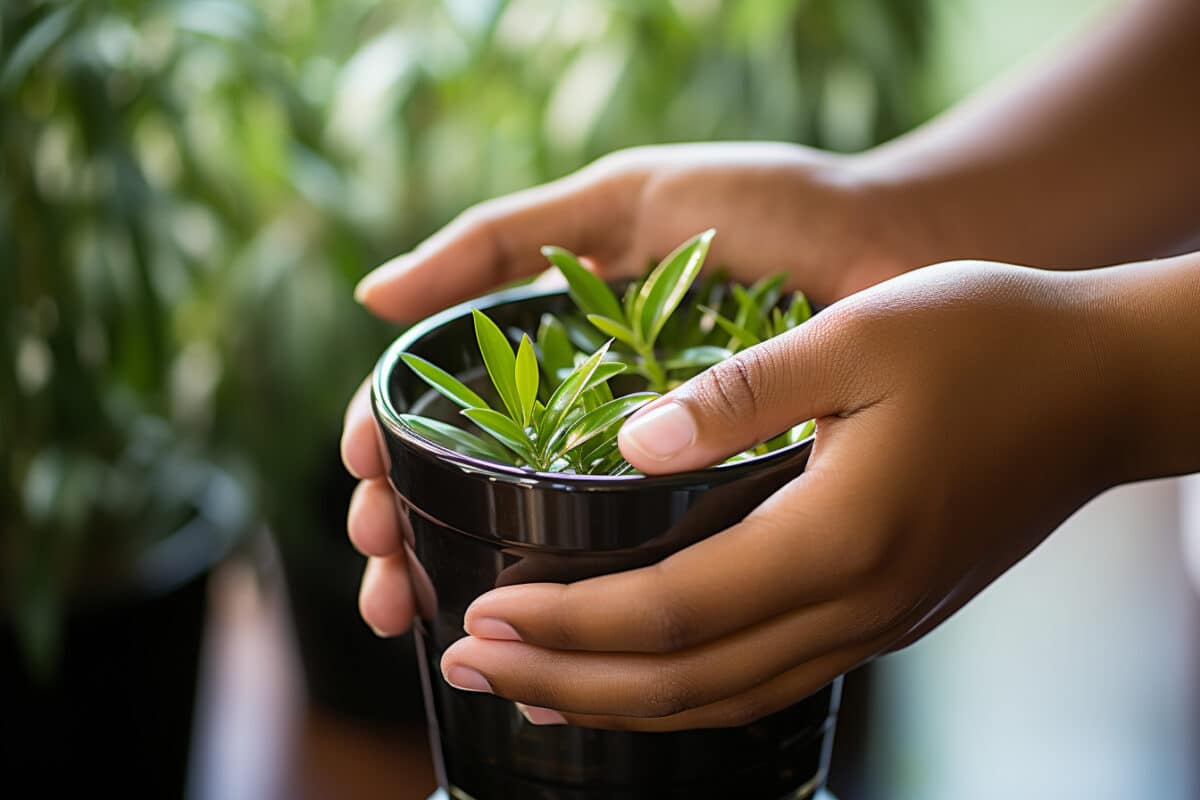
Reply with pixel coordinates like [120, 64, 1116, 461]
[342, 142, 915, 636]
[437, 261, 1132, 730]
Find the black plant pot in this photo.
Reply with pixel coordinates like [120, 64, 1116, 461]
[372, 286, 841, 800]
[0, 469, 246, 798]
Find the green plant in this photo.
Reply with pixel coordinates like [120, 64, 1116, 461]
[399, 230, 814, 476]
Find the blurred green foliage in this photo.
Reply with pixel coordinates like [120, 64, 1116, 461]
[2, 0, 933, 668]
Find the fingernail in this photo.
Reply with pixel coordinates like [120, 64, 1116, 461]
[468, 617, 522, 641]
[621, 401, 696, 461]
[516, 703, 566, 726]
[444, 665, 493, 694]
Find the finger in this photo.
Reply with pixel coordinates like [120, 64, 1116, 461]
[464, 438, 897, 654]
[617, 309, 876, 474]
[358, 553, 415, 637]
[474, 640, 874, 733]
[347, 477, 407, 557]
[445, 596, 874, 718]
[354, 167, 643, 322]
[342, 378, 385, 479]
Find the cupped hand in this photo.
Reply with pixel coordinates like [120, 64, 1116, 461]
[438, 262, 1131, 730]
[342, 142, 907, 635]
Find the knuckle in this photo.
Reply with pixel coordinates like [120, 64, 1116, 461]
[644, 566, 698, 653]
[691, 350, 766, 425]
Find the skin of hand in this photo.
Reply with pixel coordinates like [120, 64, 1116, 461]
[346, 243, 1200, 731]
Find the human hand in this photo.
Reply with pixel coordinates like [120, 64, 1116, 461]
[342, 142, 913, 634]
[436, 261, 1133, 730]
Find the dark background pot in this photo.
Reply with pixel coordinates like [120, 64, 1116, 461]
[0, 472, 244, 799]
[373, 286, 842, 800]
[277, 445, 426, 728]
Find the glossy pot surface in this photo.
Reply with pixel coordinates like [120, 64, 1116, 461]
[373, 286, 840, 800]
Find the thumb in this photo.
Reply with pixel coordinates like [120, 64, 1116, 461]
[618, 318, 860, 474]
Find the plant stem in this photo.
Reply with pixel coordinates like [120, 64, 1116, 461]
[638, 347, 668, 392]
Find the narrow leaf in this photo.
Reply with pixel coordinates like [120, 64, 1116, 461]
[472, 309, 522, 421]
[789, 418, 816, 443]
[536, 314, 575, 390]
[700, 306, 762, 348]
[515, 334, 538, 426]
[400, 414, 515, 464]
[585, 314, 637, 346]
[462, 408, 536, 463]
[622, 281, 641, 322]
[785, 291, 813, 327]
[540, 340, 612, 456]
[582, 361, 625, 394]
[663, 345, 733, 371]
[634, 228, 715, 347]
[562, 315, 609, 353]
[558, 393, 658, 455]
[400, 353, 489, 410]
[541, 246, 624, 321]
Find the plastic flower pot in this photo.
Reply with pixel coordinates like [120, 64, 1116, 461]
[372, 285, 841, 800]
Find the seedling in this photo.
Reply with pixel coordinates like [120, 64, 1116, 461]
[400, 229, 814, 475]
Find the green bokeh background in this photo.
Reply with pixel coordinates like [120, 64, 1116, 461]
[2, 0, 1112, 670]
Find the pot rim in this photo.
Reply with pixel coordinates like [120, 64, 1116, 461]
[372, 283, 814, 492]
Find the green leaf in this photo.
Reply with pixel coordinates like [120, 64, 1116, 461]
[582, 361, 625, 393]
[622, 281, 641, 323]
[700, 306, 762, 348]
[400, 414, 515, 464]
[584, 314, 637, 346]
[633, 228, 715, 347]
[748, 274, 787, 314]
[562, 315, 609, 353]
[400, 353, 489, 410]
[515, 334, 538, 426]
[785, 291, 813, 327]
[558, 392, 657, 455]
[730, 285, 765, 340]
[472, 309, 522, 421]
[789, 418, 816, 443]
[536, 314, 575, 389]
[541, 246, 624, 321]
[540, 340, 612, 456]
[663, 345, 733, 371]
[462, 408, 536, 463]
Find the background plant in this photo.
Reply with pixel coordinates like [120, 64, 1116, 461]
[1, 0, 937, 665]
[400, 229, 814, 475]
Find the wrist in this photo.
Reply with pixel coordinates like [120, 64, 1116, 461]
[835, 150, 957, 296]
[1076, 254, 1200, 485]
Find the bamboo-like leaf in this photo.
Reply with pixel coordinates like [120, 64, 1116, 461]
[788, 418, 816, 443]
[400, 353, 489, 410]
[514, 334, 538, 426]
[748, 274, 786, 315]
[399, 414, 515, 463]
[585, 314, 637, 346]
[700, 306, 761, 348]
[540, 340, 612, 456]
[541, 246, 623, 321]
[558, 392, 657, 456]
[663, 345, 733, 371]
[472, 309, 522, 421]
[562, 314, 609, 353]
[536, 313, 575, 389]
[462, 408, 536, 463]
[621, 281, 641, 323]
[785, 291, 813, 327]
[582, 361, 625, 392]
[633, 228, 714, 347]
[730, 285, 765, 340]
